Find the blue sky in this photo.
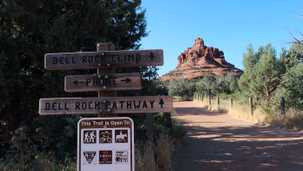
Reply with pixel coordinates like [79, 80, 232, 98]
[140, 0, 303, 76]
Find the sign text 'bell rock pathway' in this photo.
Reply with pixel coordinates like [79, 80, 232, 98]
[39, 96, 172, 115]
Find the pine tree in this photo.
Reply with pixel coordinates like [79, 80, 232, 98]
[249, 45, 282, 105]
[280, 63, 303, 110]
[239, 45, 259, 96]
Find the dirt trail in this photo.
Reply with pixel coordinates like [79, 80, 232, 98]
[172, 101, 303, 171]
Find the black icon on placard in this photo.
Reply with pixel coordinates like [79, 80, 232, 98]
[115, 130, 128, 143]
[115, 151, 128, 163]
[99, 130, 112, 143]
[83, 130, 96, 144]
[99, 150, 112, 164]
[83, 151, 96, 164]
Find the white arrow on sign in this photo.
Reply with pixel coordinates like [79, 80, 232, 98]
[64, 73, 142, 92]
[39, 96, 172, 115]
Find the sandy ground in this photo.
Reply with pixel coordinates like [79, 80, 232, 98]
[172, 101, 303, 171]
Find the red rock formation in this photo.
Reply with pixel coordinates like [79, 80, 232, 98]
[162, 37, 242, 80]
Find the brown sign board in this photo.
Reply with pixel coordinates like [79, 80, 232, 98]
[44, 49, 163, 70]
[64, 73, 142, 92]
[39, 96, 172, 115]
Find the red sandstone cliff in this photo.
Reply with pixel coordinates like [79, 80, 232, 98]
[162, 37, 242, 80]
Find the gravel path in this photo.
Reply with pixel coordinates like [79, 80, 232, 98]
[172, 101, 303, 171]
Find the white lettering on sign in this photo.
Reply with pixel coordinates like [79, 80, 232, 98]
[44, 49, 163, 70]
[64, 73, 142, 92]
[77, 117, 134, 171]
[39, 96, 172, 115]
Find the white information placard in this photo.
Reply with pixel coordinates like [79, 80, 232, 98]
[77, 117, 134, 171]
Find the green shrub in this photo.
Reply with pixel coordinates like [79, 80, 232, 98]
[195, 75, 240, 98]
[168, 79, 195, 99]
[279, 63, 303, 110]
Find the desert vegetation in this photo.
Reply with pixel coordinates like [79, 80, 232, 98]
[169, 42, 303, 129]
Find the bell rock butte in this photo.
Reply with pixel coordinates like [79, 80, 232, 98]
[162, 37, 242, 80]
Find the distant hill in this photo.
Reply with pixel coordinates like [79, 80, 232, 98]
[162, 37, 242, 81]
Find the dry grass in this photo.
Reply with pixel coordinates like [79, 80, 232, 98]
[194, 96, 303, 129]
[136, 134, 174, 171]
[194, 97, 267, 124]
[284, 112, 303, 130]
[267, 108, 303, 130]
[155, 134, 174, 171]
[1, 134, 175, 171]
[228, 104, 267, 124]
[136, 141, 158, 171]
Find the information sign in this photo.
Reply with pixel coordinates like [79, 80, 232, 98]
[77, 117, 134, 171]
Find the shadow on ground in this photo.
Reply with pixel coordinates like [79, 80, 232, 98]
[173, 103, 303, 171]
[174, 106, 224, 116]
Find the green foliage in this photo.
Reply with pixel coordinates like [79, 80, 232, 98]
[169, 123, 186, 143]
[168, 79, 195, 100]
[238, 44, 283, 112]
[238, 42, 303, 116]
[195, 75, 239, 97]
[195, 76, 217, 95]
[279, 63, 303, 110]
[239, 45, 261, 96]
[217, 75, 239, 94]
[0, 153, 76, 171]
[283, 43, 303, 70]
[0, 0, 148, 167]
[250, 45, 282, 104]
[243, 45, 259, 74]
[141, 78, 168, 96]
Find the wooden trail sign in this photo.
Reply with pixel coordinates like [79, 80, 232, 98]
[64, 73, 142, 92]
[39, 96, 172, 115]
[44, 49, 163, 70]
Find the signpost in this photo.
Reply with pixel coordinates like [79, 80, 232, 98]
[39, 43, 172, 171]
[64, 73, 142, 92]
[39, 96, 172, 115]
[78, 117, 134, 171]
[44, 49, 163, 70]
